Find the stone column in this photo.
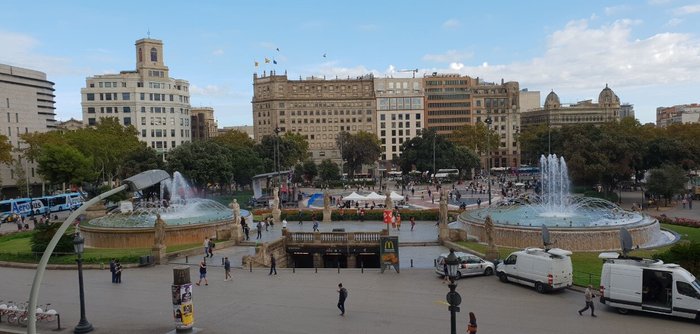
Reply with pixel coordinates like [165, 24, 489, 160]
[438, 189, 450, 241]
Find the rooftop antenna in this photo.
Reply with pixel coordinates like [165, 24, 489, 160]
[619, 227, 633, 257]
[542, 225, 553, 251]
[147, 28, 151, 39]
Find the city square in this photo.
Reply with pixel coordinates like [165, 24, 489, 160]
[2, 1, 700, 334]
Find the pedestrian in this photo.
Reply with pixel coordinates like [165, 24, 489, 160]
[442, 258, 450, 284]
[467, 312, 477, 334]
[337, 283, 348, 316]
[265, 216, 270, 231]
[109, 258, 116, 283]
[298, 212, 304, 226]
[243, 223, 250, 240]
[682, 197, 687, 209]
[208, 238, 215, 258]
[203, 237, 210, 257]
[313, 220, 319, 232]
[269, 254, 277, 275]
[477, 198, 482, 208]
[395, 213, 401, 231]
[256, 221, 263, 239]
[410, 216, 416, 231]
[578, 285, 596, 317]
[282, 218, 288, 229]
[224, 257, 231, 281]
[115, 259, 122, 284]
[196, 258, 208, 286]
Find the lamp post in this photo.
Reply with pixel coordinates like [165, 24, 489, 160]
[432, 133, 436, 182]
[445, 249, 461, 334]
[27, 170, 171, 334]
[73, 232, 93, 333]
[485, 116, 493, 205]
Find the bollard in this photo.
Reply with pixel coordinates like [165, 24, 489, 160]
[186, 256, 189, 263]
[337, 261, 340, 274]
[293, 261, 296, 273]
[315, 266, 318, 273]
[433, 258, 436, 267]
[221, 258, 224, 265]
[410, 259, 413, 268]
[361, 261, 364, 274]
[249, 260, 252, 272]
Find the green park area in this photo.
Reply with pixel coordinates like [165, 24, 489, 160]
[457, 223, 700, 287]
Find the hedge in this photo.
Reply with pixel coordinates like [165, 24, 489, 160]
[251, 208, 462, 222]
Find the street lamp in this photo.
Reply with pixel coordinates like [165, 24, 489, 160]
[27, 169, 171, 334]
[444, 249, 461, 334]
[485, 116, 493, 205]
[73, 232, 93, 333]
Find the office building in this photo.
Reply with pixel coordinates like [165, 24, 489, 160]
[0, 64, 56, 195]
[81, 38, 191, 153]
[191, 107, 218, 141]
[374, 77, 424, 168]
[656, 104, 700, 127]
[252, 71, 376, 166]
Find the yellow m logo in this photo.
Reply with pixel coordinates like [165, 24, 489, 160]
[384, 240, 394, 250]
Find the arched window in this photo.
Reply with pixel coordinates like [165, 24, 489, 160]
[150, 48, 158, 62]
[138, 48, 143, 62]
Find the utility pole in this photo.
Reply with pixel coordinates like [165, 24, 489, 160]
[485, 116, 493, 205]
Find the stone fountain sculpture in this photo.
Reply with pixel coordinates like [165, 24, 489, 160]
[322, 188, 332, 223]
[483, 215, 499, 261]
[272, 187, 281, 224]
[438, 189, 450, 241]
[152, 214, 167, 264]
[384, 192, 393, 211]
[229, 199, 243, 243]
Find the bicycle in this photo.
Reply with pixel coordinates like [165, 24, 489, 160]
[36, 303, 57, 322]
[0, 300, 19, 321]
[7, 301, 29, 326]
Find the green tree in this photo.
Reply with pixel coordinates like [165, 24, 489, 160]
[301, 160, 318, 183]
[13, 160, 28, 197]
[229, 147, 264, 187]
[452, 123, 499, 156]
[292, 164, 305, 184]
[396, 129, 454, 175]
[451, 146, 480, 179]
[36, 144, 95, 187]
[212, 130, 256, 151]
[318, 159, 340, 182]
[0, 134, 11, 165]
[166, 141, 234, 189]
[119, 145, 164, 179]
[646, 164, 687, 205]
[336, 131, 381, 177]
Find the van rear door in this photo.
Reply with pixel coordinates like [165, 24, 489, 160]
[609, 266, 642, 306]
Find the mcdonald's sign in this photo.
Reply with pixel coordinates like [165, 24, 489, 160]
[379, 236, 399, 273]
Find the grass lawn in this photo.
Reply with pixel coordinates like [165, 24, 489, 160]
[456, 223, 699, 287]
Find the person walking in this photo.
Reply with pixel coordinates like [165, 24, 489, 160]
[256, 221, 263, 239]
[578, 285, 596, 317]
[203, 237, 210, 257]
[410, 216, 416, 231]
[109, 258, 116, 283]
[196, 258, 208, 286]
[467, 312, 477, 334]
[337, 283, 348, 316]
[224, 257, 231, 281]
[313, 220, 319, 232]
[114, 259, 122, 284]
[269, 254, 277, 275]
[208, 238, 215, 258]
[244, 222, 250, 240]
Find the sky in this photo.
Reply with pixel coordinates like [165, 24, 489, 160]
[1, 0, 699, 126]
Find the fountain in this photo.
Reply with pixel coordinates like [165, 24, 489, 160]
[81, 171, 250, 248]
[458, 154, 671, 251]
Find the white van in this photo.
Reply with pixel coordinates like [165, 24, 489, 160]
[599, 252, 700, 320]
[496, 247, 573, 293]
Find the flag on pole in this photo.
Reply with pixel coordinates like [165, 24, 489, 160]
[254, 61, 259, 67]
[264, 58, 271, 63]
[273, 59, 277, 64]
[276, 48, 280, 52]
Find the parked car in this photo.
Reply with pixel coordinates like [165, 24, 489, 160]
[0, 212, 20, 224]
[435, 251, 495, 279]
[496, 247, 573, 293]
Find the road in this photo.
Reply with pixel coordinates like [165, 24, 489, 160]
[0, 264, 697, 334]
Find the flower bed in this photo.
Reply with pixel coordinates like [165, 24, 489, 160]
[654, 215, 700, 228]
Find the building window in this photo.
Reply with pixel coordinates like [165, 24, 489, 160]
[150, 48, 158, 62]
[124, 117, 131, 126]
[87, 107, 95, 114]
[88, 118, 96, 125]
[122, 93, 130, 100]
[140, 93, 145, 100]
[86, 93, 95, 101]
[123, 107, 131, 113]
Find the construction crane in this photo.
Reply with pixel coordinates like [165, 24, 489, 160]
[398, 68, 418, 78]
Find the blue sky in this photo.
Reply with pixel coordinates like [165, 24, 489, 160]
[2, 0, 699, 126]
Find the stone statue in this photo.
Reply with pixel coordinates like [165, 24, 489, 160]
[439, 189, 448, 225]
[484, 215, 499, 261]
[229, 199, 241, 225]
[154, 213, 167, 247]
[323, 188, 330, 209]
[272, 187, 280, 210]
[384, 192, 393, 210]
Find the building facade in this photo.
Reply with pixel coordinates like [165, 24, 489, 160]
[81, 38, 191, 153]
[191, 107, 217, 141]
[521, 85, 623, 131]
[423, 74, 521, 168]
[252, 71, 376, 166]
[620, 103, 635, 120]
[0, 64, 56, 195]
[56, 118, 84, 132]
[656, 103, 700, 127]
[374, 77, 424, 168]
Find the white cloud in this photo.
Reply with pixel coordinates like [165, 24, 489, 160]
[666, 17, 683, 27]
[674, 4, 700, 15]
[0, 30, 77, 75]
[604, 5, 630, 16]
[442, 19, 461, 30]
[258, 42, 277, 50]
[422, 50, 473, 63]
[212, 49, 224, 56]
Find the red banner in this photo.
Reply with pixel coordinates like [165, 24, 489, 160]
[383, 210, 393, 225]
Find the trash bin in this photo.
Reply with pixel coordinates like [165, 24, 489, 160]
[139, 255, 149, 266]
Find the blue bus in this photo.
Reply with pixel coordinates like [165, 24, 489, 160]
[48, 192, 85, 212]
[0, 198, 48, 217]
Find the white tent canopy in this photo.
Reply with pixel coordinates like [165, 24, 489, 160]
[342, 192, 366, 201]
[389, 191, 404, 201]
[365, 192, 385, 200]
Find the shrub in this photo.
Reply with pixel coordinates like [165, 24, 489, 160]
[653, 241, 700, 277]
[30, 223, 74, 254]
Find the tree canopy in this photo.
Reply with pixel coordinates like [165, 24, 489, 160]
[336, 131, 381, 177]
